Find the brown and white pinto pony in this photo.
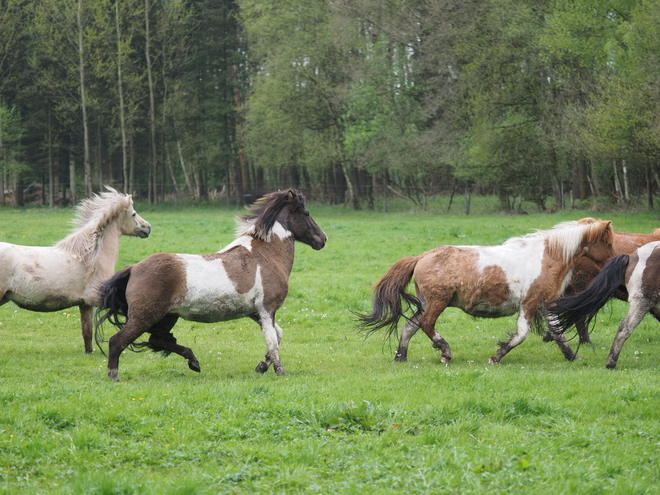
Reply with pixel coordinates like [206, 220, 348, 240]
[357, 219, 614, 365]
[0, 186, 151, 353]
[542, 227, 660, 348]
[545, 241, 660, 369]
[95, 190, 327, 382]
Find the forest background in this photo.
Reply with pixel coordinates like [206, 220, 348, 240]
[1, 0, 659, 212]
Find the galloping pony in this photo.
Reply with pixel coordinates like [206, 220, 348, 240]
[95, 190, 327, 382]
[542, 227, 660, 348]
[357, 219, 614, 365]
[544, 240, 660, 369]
[0, 186, 151, 352]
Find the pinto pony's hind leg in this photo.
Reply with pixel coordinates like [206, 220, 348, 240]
[395, 312, 422, 362]
[144, 314, 200, 373]
[80, 304, 94, 353]
[418, 300, 452, 363]
[606, 299, 650, 369]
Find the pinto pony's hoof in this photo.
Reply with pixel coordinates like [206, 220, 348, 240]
[488, 356, 499, 365]
[274, 365, 287, 375]
[108, 369, 120, 382]
[440, 356, 451, 364]
[255, 361, 269, 373]
[394, 354, 407, 362]
[188, 359, 201, 373]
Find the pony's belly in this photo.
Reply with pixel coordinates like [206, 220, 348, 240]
[7, 291, 82, 312]
[173, 290, 258, 323]
[455, 296, 519, 318]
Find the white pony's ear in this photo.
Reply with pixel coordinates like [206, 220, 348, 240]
[104, 185, 118, 194]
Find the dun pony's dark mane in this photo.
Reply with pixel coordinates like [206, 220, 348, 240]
[236, 189, 306, 241]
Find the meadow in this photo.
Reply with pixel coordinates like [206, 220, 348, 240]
[1, 200, 660, 494]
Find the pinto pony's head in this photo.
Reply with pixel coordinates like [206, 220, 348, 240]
[238, 189, 327, 249]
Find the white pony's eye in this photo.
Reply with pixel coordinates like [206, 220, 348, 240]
[132, 212, 137, 217]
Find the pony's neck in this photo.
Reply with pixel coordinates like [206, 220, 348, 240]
[253, 233, 296, 275]
[94, 222, 122, 279]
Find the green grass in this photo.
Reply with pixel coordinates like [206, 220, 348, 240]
[1, 204, 660, 494]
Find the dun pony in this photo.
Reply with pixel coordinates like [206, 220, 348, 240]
[0, 186, 151, 352]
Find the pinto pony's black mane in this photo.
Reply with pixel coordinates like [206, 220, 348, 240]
[238, 189, 306, 241]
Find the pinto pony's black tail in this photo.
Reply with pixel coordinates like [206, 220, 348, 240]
[94, 266, 133, 352]
[356, 256, 422, 339]
[544, 254, 630, 336]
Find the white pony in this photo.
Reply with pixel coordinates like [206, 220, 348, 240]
[0, 186, 151, 352]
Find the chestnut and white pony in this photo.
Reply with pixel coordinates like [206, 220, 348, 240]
[0, 187, 151, 353]
[95, 190, 327, 382]
[545, 241, 660, 369]
[542, 227, 660, 348]
[358, 219, 614, 365]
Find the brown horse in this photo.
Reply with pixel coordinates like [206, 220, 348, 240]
[358, 219, 614, 365]
[541, 227, 660, 347]
[95, 190, 327, 381]
[545, 240, 660, 369]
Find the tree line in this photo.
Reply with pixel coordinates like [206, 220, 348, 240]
[1, 0, 659, 210]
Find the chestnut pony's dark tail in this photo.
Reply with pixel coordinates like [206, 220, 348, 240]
[544, 254, 630, 335]
[356, 256, 422, 339]
[94, 266, 133, 352]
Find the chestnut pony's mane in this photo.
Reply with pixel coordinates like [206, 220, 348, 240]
[236, 190, 306, 241]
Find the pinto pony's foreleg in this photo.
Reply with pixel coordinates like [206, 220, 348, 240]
[489, 313, 530, 364]
[255, 315, 285, 375]
[80, 304, 94, 353]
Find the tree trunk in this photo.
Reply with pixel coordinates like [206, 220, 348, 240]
[48, 106, 54, 208]
[0, 97, 4, 207]
[69, 156, 77, 204]
[622, 159, 630, 202]
[77, 0, 92, 198]
[613, 160, 622, 203]
[145, 0, 158, 204]
[116, 0, 129, 193]
[129, 134, 135, 195]
[13, 165, 23, 207]
[173, 119, 194, 197]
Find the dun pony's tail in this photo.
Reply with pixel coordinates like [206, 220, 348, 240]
[356, 256, 422, 339]
[94, 266, 133, 352]
[544, 254, 630, 335]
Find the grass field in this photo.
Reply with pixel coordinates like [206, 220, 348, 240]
[1, 202, 660, 494]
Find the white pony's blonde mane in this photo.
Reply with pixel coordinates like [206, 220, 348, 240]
[55, 187, 132, 269]
[504, 219, 609, 263]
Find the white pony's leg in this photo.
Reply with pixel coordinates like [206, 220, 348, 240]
[489, 312, 530, 364]
[256, 314, 285, 375]
[606, 298, 651, 369]
[395, 312, 421, 362]
[80, 305, 94, 353]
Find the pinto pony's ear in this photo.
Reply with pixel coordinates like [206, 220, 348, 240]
[287, 189, 294, 201]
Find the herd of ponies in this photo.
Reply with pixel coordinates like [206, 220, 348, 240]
[1, 186, 659, 381]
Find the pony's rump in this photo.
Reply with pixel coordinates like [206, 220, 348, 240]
[356, 255, 422, 338]
[95, 266, 133, 330]
[544, 254, 630, 334]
